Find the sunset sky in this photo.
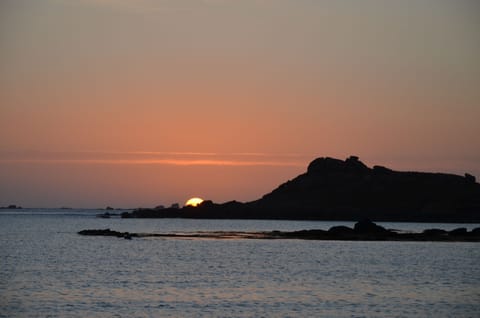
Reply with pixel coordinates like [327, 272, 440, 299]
[1, 0, 479, 208]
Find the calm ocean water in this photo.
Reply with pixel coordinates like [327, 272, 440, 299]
[1, 209, 479, 317]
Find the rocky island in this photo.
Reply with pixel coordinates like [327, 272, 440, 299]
[121, 156, 480, 222]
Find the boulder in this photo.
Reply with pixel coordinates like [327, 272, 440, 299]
[471, 227, 480, 235]
[422, 229, 448, 236]
[328, 226, 355, 236]
[354, 219, 389, 234]
[449, 228, 468, 236]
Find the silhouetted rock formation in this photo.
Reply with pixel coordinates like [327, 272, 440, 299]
[79, 221, 480, 242]
[422, 229, 447, 236]
[250, 156, 480, 222]
[353, 219, 389, 234]
[122, 156, 480, 222]
[0, 204, 22, 209]
[78, 229, 137, 239]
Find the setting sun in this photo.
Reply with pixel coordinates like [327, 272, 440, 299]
[185, 197, 204, 207]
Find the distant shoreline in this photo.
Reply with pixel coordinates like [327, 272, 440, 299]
[1, 207, 479, 224]
[117, 208, 480, 223]
[119, 156, 480, 223]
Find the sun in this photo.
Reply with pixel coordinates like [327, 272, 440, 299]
[185, 197, 204, 207]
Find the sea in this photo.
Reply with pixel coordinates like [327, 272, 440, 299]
[1, 209, 479, 318]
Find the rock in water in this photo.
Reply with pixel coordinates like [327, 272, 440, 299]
[354, 219, 389, 234]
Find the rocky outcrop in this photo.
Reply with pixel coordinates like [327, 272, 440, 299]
[250, 156, 480, 222]
[78, 229, 136, 239]
[353, 219, 389, 234]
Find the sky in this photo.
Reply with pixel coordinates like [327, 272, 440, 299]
[1, 0, 479, 208]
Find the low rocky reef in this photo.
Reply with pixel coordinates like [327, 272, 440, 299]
[79, 220, 480, 242]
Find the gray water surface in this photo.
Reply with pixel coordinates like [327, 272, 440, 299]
[1, 210, 479, 317]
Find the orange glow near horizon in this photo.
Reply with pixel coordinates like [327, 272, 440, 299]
[0, 151, 309, 167]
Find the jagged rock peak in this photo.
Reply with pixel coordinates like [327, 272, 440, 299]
[307, 156, 369, 174]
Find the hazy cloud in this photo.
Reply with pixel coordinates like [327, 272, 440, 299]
[51, 0, 200, 14]
[51, 0, 278, 13]
[0, 151, 308, 167]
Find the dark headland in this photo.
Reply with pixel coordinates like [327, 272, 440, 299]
[121, 156, 480, 223]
